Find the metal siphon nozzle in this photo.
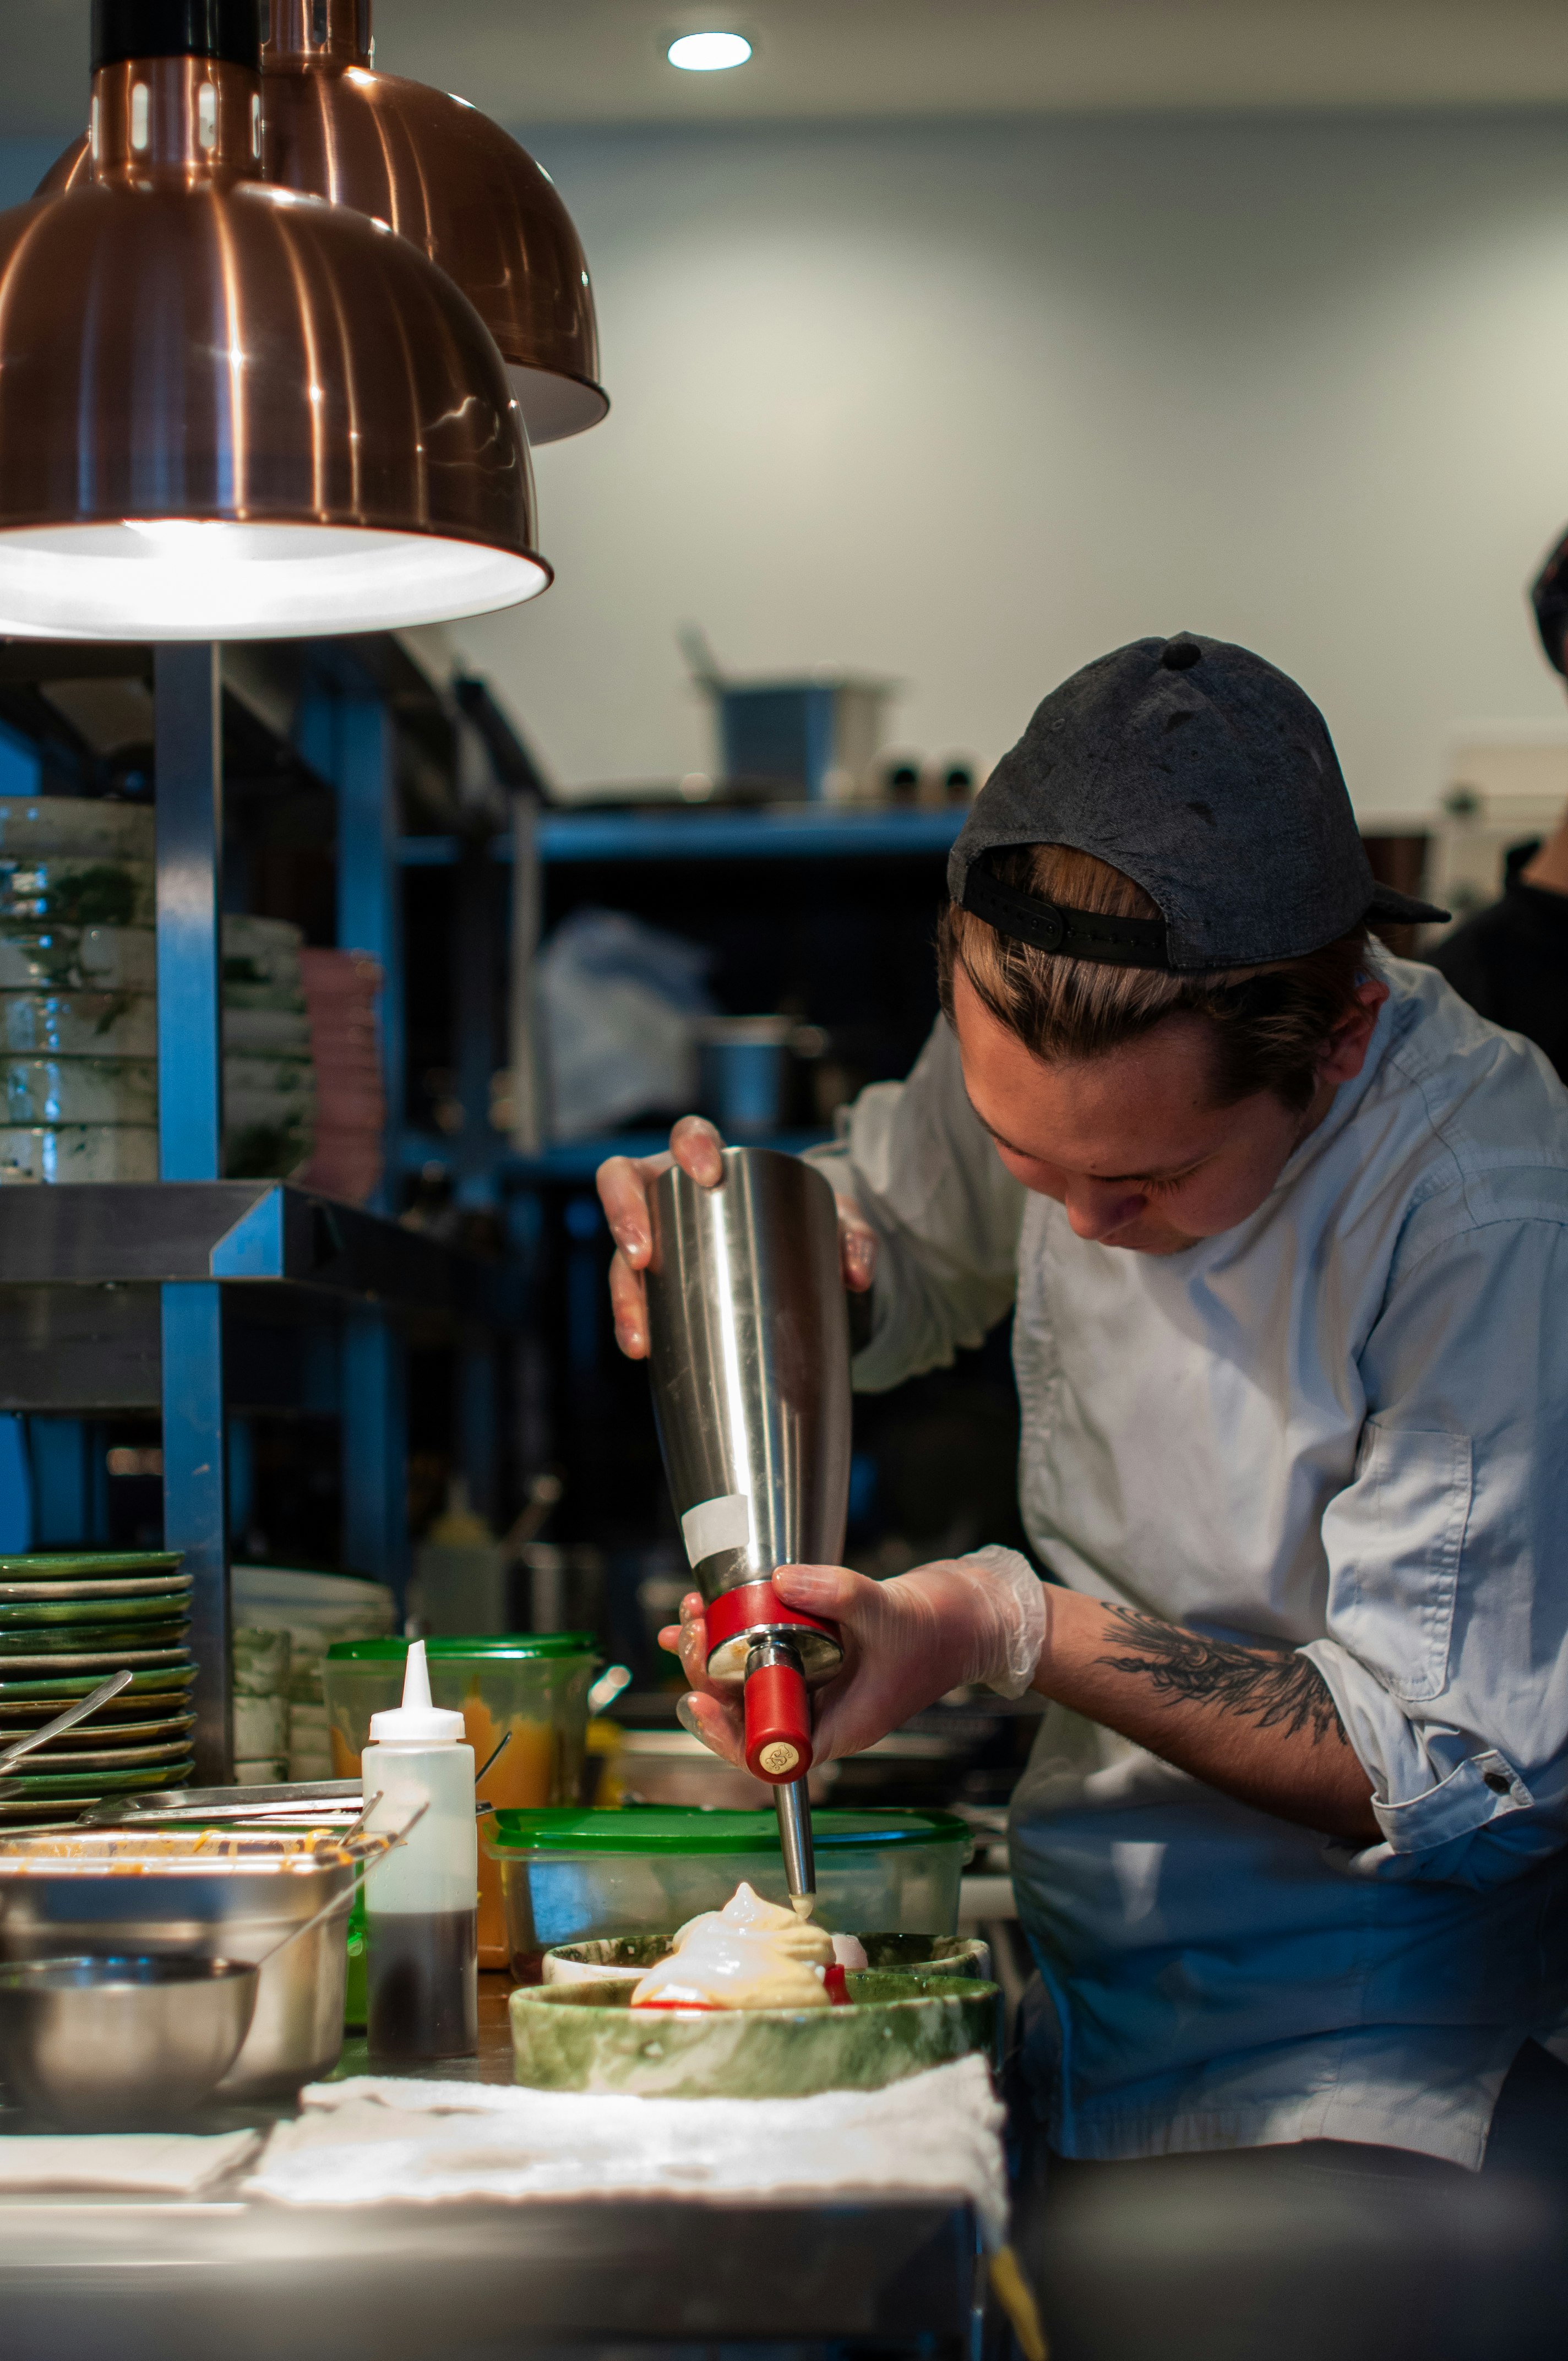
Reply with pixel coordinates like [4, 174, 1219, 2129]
[773, 1774, 816, 1903]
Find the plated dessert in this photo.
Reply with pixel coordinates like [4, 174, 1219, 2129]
[508, 1881, 1000, 2099]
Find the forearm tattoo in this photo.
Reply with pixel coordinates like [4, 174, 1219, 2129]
[1095, 1607, 1349, 1747]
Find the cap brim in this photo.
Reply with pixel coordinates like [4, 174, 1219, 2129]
[1368, 882, 1451, 926]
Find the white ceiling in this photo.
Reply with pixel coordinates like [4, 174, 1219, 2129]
[7, 0, 1568, 138]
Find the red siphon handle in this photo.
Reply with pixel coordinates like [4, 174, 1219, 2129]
[744, 1658, 814, 1783]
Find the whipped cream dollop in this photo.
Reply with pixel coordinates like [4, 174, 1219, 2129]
[630, 1881, 837, 2010]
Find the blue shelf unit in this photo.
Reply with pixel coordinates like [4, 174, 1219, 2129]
[398, 803, 965, 869]
[0, 636, 515, 1784]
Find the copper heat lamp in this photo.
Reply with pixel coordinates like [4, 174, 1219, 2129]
[0, 0, 551, 640]
[43, 0, 607, 448]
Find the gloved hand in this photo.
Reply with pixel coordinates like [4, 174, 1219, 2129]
[666, 1546, 1046, 1767]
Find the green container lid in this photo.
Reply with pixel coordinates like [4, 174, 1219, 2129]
[326, 1634, 596, 1662]
[487, 1805, 971, 1855]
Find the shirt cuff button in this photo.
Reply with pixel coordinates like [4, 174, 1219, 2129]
[1484, 1772, 1511, 1793]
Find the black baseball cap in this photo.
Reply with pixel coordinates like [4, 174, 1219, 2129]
[950, 633, 1447, 974]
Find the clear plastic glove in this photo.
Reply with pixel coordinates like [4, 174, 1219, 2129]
[665, 1546, 1046, 1767]
[596, 1116, 876, 1359]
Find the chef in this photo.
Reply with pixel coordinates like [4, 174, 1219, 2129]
[597, 633, 1568, 2184]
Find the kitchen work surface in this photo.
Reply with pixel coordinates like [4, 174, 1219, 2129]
[0, 1976, 994, 2360]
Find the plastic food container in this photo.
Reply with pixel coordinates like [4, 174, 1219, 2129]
[484, 1806, 971, 1981]
[324, 1636, 597, 1968]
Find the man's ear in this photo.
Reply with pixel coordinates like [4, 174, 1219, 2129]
[1319, 975, 1390, 1087]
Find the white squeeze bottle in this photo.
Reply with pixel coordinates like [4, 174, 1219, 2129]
[361, 1640, 478, 2060]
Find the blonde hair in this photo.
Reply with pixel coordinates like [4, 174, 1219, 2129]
[938, 844, 1368, 1113]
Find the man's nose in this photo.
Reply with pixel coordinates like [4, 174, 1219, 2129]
[1064, 1179, 1147, 1240]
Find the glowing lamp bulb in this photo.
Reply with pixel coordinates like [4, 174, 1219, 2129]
[667, 32, 753, 72]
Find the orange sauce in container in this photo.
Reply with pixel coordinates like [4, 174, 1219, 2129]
[464, 1696, 556, 1966]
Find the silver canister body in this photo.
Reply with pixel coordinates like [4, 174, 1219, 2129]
[646, 1147, 851, 1689]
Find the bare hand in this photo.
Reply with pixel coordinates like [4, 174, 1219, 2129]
[596, 1117, 876, 1360]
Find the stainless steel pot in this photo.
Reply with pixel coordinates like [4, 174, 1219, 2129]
[0, 1831, 360, 2099]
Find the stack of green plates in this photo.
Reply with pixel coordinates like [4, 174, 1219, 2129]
[0, 1552, 194, 1827]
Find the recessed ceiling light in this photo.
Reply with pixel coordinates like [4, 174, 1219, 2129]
[667, 32, 753, 72]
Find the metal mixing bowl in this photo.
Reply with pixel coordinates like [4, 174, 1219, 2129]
[0, 1830, 361, 2098]
[0, 1955, 257, 2125]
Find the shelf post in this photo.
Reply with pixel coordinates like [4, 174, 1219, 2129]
[298, 679, 410, 1601]
[154, 644, 232, 1785]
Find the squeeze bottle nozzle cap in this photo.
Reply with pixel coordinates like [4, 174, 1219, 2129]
[367, 1639, 466, 1743]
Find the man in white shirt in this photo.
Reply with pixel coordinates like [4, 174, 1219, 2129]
[597, 632, 1568, 2188]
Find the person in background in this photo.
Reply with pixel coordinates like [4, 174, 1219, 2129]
[1429, 530, 1568, 1080]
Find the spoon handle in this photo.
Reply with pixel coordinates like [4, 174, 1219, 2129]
[0, 1667, 135, 1776]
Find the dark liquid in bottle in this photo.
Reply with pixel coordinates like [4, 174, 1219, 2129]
[366, 1907, 478, 2060]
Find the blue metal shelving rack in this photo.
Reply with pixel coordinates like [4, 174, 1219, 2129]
[0, 635, 504, 1785]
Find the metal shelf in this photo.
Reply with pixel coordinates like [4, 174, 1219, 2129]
[0, 1183, 503, 1326]
[399, 803, 965, 867]
[0, 638, 518, 1786]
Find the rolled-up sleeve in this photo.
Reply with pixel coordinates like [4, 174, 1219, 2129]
[804, 1018, 1024, 1393]
[1302, 1203, 1568, 1888]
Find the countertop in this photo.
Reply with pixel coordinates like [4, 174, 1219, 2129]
[0, 1976, 985, 2360]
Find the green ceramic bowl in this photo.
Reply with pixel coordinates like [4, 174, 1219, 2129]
[508, 1970, 1001, 2099]
[543, 1932, 993, 1987]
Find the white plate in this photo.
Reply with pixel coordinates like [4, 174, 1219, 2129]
[0, 924, 154, 994]
[0, 990, 157, 1059]
[0, 857, 155, 928]
[0, 799, 153, 862]
[1, 1056, 156, 1125]
[223, 917, 304, 992]
[222, 1007, 313, 1054]
[0, 1125, 158, 1183]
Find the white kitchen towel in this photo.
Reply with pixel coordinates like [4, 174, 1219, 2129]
[247, 2056, 1008, 2243]
[0, 2127, 263, 2195]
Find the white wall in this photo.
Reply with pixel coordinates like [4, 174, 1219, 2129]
[443, 108, 1568, 813]
[8, 111, 1568, 814]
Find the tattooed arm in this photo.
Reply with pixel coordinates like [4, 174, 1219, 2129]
[1033, 1589, 1379, 1843]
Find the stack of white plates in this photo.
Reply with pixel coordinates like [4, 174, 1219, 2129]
[0, 797, 157, 1183]
[232, 1624, 292, 1783]
[0, 812, 320, 1185]
[222, 917, 317, 1180]
[231, 1565, 398, 1780]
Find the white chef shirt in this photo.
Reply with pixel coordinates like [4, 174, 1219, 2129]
[807, 955, 1568, 2169]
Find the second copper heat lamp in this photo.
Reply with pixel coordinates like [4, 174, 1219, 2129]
[43, 0, 607, 450]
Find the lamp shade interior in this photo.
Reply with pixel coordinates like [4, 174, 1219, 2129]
[0, 521, 549, 641]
